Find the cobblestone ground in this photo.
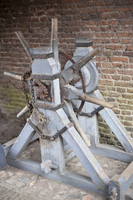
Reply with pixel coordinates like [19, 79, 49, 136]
[0, 166, 103, 200]
[0, 141, 133, 200]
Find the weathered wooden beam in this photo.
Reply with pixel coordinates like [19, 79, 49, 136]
[118, 161, 133, 193]
[51, 18, 59, 68]
[15, 31, 32, 61]
[7, 158, 106, 196]
[7, 122, 35, 159]
[56, 108, 110, 188]
[94, 90, 133, 153]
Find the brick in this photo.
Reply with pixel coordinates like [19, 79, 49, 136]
[97, 7, 114, 13]
[118, 7, 132, 12]
[123, 51, 133, 57]
[129, 57, 133, 62]
[102, 62, 113, 68]
[110, 56, 129, 63]
[64, 0, 80, 2]
[122, 94, 133, 99]
[112, 63, 123, 68]
[119, 104, 133, 110]
[104, 0, 114, 6]
[117, 31, 133, 37]
[77, 2, 95, 8]
[124, 64, 133, 68]
[118, 69, 133, 76]
[114, 81, 133, 87]
[96, 1, 104, 6]
[96, 32, 114, 38]
[121, 75, 131, 81]
[101, 13, 110, 19]
[125, 116, 133, 121]
[98, 85, 107, 91]
[106, 45, 125, 50]
[81, 13, 101, 20]
[107, 86, 117, 91]
[122, 110, 132, 115]
[113, 109, 120, 114]
[123, 121, 133, 126]
[97, 20, 117, 26]
[125, 0, 133, 5]
[100, 68, 116, 74]
[96, 56, 107, 62]
[117, 87, 126, 93]
[99, 79, 113, 85]
[126, 46, 133, 51]
[127, 88, 133, 93]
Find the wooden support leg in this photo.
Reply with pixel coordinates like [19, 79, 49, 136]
[94, 90, 133, 153]
[118, 161, 133, 199]
[3, 133, 39, 157]
[108, 162, 133, 200]
[7, 158, 106, 196]
[56, 108, 110, 189]
[7, 122, 35, 159]
[0, 144, 6, 169]
[40, 137, 65, 174]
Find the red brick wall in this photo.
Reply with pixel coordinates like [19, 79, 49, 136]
[0, 0, 133, 143]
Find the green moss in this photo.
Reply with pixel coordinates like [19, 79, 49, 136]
[0, 85, 27, 114]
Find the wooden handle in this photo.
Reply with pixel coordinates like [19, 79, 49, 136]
[72, 48, 99, 72]
[79, 93, 114, 109]
[65, 84, 114, 109]
[4, 72, 22, 81]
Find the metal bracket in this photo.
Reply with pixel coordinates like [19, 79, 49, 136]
[107, 181, 120, 200]
[78, 106, 104, 118]
[34, 102, 64, 111]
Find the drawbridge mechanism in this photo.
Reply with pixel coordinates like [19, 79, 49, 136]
[1, 18, 133, 200]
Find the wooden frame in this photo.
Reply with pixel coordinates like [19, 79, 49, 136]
[1, 18, 133, 200]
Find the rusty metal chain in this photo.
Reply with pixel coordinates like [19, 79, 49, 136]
[29, 78, 35, 106]
[22, 70, 33, 110]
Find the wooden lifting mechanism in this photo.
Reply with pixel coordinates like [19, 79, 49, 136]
[1, 18, 133, 200]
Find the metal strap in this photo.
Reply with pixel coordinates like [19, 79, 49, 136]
[34, 103, 64, 111]
[31, 73, 60, 81]
[78, 106, 104, 118]
[27, 119, 43, 137]
[28, 119, 73, 140]
[76, 42, 93, 47]
[51, 122, 73, 140]
[31, 52, 54, 59]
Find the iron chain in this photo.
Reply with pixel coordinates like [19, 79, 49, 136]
[22, 70, 33, 110]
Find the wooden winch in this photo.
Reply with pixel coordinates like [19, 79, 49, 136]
[1, 18, 133, 200]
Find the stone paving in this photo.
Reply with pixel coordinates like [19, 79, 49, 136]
[0, 166, 102, 200]
[0, 161, 133, 200]
[0, 141, 133, 200]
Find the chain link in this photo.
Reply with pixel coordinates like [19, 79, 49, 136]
[22, 70, 33, 110]
[29, 78, 35, 106]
